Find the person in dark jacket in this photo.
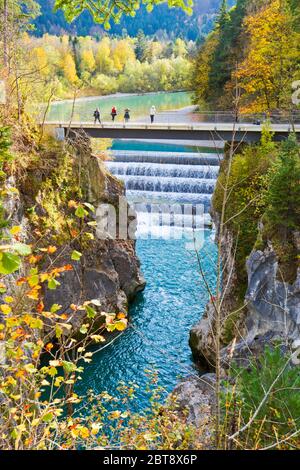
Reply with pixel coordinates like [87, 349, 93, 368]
[93, 108, 101, 124]
[111, 106, 117, 121]
[124, 108, 130, 123]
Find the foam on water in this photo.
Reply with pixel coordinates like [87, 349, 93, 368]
[106, 161, 219, 179]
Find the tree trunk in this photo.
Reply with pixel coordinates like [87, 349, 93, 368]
[3, 0, 8, 68]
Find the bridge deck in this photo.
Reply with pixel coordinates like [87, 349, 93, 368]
[44, 121, 300, 143]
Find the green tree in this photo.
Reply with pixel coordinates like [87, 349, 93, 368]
[54, 0, 193, 29]
[264, 134, 300, 239]
[134, 29, 148, 62]
[208, 0, 248, 104]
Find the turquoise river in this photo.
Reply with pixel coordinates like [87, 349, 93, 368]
[50, 92, 219, 413]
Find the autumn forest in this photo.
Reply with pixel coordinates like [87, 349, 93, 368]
[0, 0, 300, 455]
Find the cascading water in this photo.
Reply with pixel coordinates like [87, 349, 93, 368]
[106, 149, 221, 230]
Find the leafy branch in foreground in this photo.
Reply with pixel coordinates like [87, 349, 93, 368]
[54, 0, 193, 29]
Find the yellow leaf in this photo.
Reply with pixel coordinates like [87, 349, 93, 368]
[0, 304, 11, 315]
[79, 427, 90, 439]
[10, 226, 21, 236]
[91, 423, 101, 435]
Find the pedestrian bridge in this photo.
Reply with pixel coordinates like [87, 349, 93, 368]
[44, 121, 300, 143]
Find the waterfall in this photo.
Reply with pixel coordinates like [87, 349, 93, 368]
[105, 149, 221, 235]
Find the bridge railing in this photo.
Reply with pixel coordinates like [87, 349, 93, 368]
[157, 110, 300, 125]
[38, 107, 300, 126]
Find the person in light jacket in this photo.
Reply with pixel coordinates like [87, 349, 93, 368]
[150, 105, 156, 123]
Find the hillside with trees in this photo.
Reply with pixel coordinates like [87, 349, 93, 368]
[33, 0, 235, 40]
[0, 0, 300, 453]
[193, 0, 300, 112]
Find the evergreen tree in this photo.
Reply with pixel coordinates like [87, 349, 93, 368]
[265, 135, 300, 238]
[134, 30, 148, 62]
[69, 35, 81, 78]
[207, 0, 248, 104]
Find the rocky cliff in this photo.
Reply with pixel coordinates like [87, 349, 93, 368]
[190, 213, 300, 369]
[1, 135, 145, 337]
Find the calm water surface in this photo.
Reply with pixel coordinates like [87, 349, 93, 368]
[46, 91, 192, 122]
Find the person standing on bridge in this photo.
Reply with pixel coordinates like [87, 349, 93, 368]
[111, 106, 117, 121]
[124, 108, 130, 123]
[93, 108, 101, 124]
[150, 105, 156, 123]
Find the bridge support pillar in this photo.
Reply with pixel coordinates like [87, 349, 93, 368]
[55, 127, 65, 141]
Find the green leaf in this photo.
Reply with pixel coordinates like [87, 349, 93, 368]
[86, 305, 96, 319]
[0, 252, 21, 274]
[28, 274, 39, 287]
[48, 278, 60, 290]
[42, 412, 53, 423]
[62, 360, 77, 374]
[79, 325, 88, 335]
[51, 303, 62, 313]
[13, 243, 32, 256]
[75, 205, 87, 218]
[55, 324, 63, 339]
[71, 250, 82, 261]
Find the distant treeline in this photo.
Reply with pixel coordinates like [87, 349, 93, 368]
[26, 33, 194, 98]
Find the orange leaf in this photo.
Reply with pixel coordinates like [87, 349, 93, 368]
[70, 229, 79, 238]
[47, 246, 57, 254]
[29, 254, 43, 264]
[36, 301, 44, 313]
[68, 200, 78, 208]
[15, 370, 26, 380]
[26, 286, 41, 300]
[117, 312, 126, 319]
[45, 342, 54, 352]
[59, 264, 73, 272]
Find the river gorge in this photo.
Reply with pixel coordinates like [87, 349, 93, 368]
[47, 91, 221, 412]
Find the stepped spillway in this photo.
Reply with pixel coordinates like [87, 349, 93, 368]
[109, 150, 221, 166]
[105, 150, 221, 232]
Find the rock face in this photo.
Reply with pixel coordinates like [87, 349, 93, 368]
[189, 215, 241, 368]
[189, 215, 300, 369]
[2, 140, 145, 337]
[172, 373, 216, 447]
[44, 237, 145, 335]
[234, 246, 300, 364]
[43, 148, 146, 334]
